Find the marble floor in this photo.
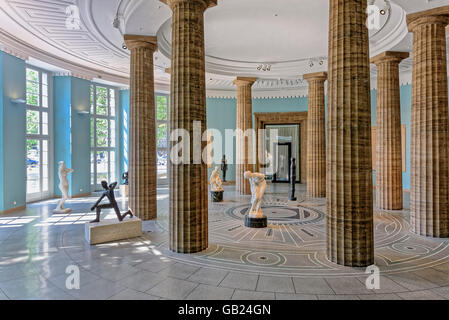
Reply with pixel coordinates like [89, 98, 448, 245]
[1, 184, 449, 300]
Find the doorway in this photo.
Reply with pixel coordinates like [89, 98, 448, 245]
[272, 142, 292, 182]
[264, 123, 301, 183]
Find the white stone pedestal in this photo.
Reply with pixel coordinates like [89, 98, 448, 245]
[85, 217, 142, 245]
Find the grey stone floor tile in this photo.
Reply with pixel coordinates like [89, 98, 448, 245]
[431, 286, 449, 299]
[0, 274, 48, 299]
[186, 284, 234, 300]
[146, 278, 198, 299]
[397, 290, 445, 300]
[256, 275, 295, 293]
[66, 278, 126, 300]
[0, 289, 9, 300]
[47, 269, 100, 290]
[118, 270, 166, 292]
[232, 289, 275, 300]
[358, 293, 402, 300]
[411, 268, 449, 287]
[93, 264, 142, 282]
[187, 267, 229, 286]
[275, 293, 317, 300]
[108, 288, 160, 300]
[219, 272, 259, 291]
[157, 262, 200, 280]
[134, 257, 175, 273]
[318, 294, 361, 300]
[325, 277, 373, 295]
[386, 272, 437, 291]
[292, 278, 334, 295]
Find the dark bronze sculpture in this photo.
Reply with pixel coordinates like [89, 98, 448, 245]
[221, 155, 228, 182]
[289, 158, 297, 201]
[122, 171, 128, 185]
[90, 181, 133, 223]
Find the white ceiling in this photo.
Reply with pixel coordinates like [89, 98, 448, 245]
[0, 0, 448, 97]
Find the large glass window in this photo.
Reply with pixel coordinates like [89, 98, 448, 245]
[156, 94, 169, 185]
[26, 67, 51, 201]
[90, 84, 117, 190]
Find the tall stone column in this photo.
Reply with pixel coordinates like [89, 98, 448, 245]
[371, 52, 408, 211]
[161, 0, 217, 253]
[303, 72, 327, 198]
[407, 7, 449, 237]
[327, 0, 373, 267]
[234, 77, 257, 195]
[124, 35, 158, 221]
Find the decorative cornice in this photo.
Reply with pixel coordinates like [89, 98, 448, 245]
[0, 29, 130, 83]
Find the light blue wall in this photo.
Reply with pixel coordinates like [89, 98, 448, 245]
[0, 52, 3, 210]
[53, 76, 91, 196]
[119, 89, 130, 179]
[0, 52, 26, 211]
[206, 97, 309, 181]
[70, 77, 91, 195]
[205, 89, 421, 189]
[370, 85, 413, 191]
[53, 76, 72, 196]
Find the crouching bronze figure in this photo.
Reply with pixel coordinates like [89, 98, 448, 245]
[90, 181, 133, 223]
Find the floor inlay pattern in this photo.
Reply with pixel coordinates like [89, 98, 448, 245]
[149, 185, 449, 278]
[1, 184, 449, 300]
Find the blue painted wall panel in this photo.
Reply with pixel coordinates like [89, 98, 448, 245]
[70, 77, 91, 195]
[119, 89, 130, 179]
[0, 53, 26, 210]
[53, 76, 72, 196]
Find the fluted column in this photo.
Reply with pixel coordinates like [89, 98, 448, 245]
[407, 7, 449, 237]
[304, 72, 327, 198]
[124, 35, 158, 221]
[371, 52, 408, 211]
[326, 0, 373, 267]
[234, 77, 257, 195]
[161, 0, 217, 253]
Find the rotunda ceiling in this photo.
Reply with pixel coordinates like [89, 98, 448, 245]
[0, 0, 448, 96]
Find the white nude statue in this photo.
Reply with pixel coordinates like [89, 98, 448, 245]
[209, 166, 224, 192]
[54, 161, 74, 213]
[244, 171, 267, 218]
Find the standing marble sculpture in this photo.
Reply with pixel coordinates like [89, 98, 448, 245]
[244, 171, 268, 228]
[54, 161, 74, 213]
[210, 166, 224, 202]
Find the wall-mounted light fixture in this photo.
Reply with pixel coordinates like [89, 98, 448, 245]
[10, 98, 26, 104]
[77, 110, 90, 115]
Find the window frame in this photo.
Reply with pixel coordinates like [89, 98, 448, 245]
[90, 83, 119, 191]
[25, 66, 53, 202]
[155, 93, 170, 186]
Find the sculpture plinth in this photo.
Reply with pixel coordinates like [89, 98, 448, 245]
[245, 215, 267, 228]
[211, 191, 224, 202]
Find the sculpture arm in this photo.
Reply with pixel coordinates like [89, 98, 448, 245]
[91, 194, 106, 211]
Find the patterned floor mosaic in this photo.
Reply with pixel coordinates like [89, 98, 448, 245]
[1, 184, 449, 300]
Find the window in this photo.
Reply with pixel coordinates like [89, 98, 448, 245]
[156, 94, 169, 185]
[26, 67, 51, 201]
[90, 84, 118, 190]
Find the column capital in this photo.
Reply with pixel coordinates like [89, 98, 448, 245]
[407, 6, 449, 32]
[233, 77, 257, 87]
[370, 51, 409, 65]
[160, 0, 217, 10]
[303, 72, 327, 83]
[124, 34, 158, 51]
